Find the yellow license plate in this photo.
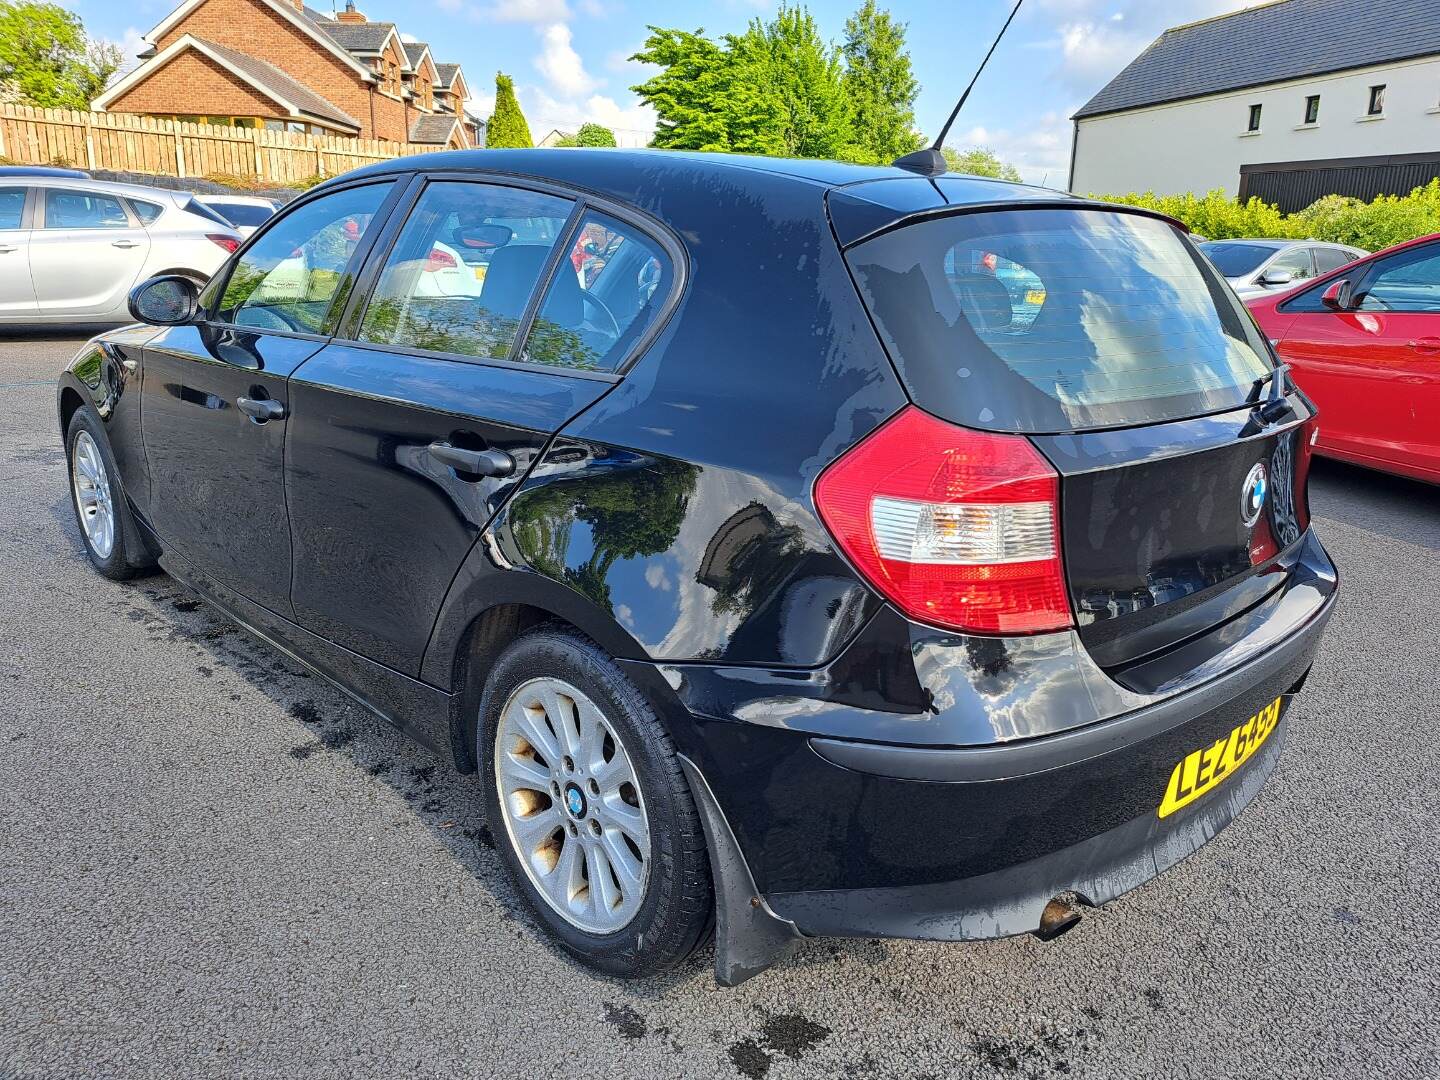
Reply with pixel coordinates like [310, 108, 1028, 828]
[474, 265, 488, 283]
[1024, 288, 1046, 305]
[1158, 696, 1282, 818]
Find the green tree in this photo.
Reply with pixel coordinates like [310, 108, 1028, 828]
[840, 0, 922, 164]
[734, 5, 852, 159]
[942, 145, 1022, 181]
[575, 123, 616, 147]
[486, 72, 532, 149]
[631, 27, 784, 154]
[0, 1, 122, 109]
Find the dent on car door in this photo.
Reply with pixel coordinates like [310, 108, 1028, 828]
[29, 188, 150, 317]
[140, 180, 400, 617]
[284, 178, 617, 676]
[0, 186, 37, 315]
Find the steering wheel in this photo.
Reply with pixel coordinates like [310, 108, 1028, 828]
[581, 290, 621, 338]
[236, 303, 308, 333]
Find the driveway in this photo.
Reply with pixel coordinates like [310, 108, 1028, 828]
[2, 332, 1437, 1079]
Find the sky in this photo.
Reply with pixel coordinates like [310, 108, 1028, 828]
[65, 0, 1274, 186]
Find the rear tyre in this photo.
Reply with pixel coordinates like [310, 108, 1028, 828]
[65, 407, 155, 580]
[479, 626, 713, 978]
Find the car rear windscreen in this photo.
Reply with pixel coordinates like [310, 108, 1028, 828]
[210, 202, 276, 227]
[846, 208, 1273, 433]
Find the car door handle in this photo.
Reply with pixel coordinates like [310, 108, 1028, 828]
[236, 396, 286, 422]
[428, 442, 515, 477]
[1409, 337, 1440, 354]
[111, 239, 142, 249]
[0, 245, 16, 254]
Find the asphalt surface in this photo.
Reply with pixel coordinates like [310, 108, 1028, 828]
[2, 330, 1437, 1080]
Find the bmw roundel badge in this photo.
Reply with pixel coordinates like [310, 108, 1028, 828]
[1241, 462, 1268, 528]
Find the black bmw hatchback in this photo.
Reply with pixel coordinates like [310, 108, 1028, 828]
[58, 149, 1337, 984]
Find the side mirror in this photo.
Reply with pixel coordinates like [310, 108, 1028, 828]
[128, 275, 200, 325]
[1321, 278, 1355, 311]
[1260, 269, 1294, 287]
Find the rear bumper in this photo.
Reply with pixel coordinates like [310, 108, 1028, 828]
[639, 530, 1336, 969]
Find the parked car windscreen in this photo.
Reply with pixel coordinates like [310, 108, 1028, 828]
[847, 208, 1273, 433]
[1197, 241, 1282, 277]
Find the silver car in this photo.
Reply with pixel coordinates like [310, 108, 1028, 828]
[1197, 238, 1367, 298]
[0, 176, 241, 324]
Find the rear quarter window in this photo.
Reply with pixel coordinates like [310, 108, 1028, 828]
[846, 208, 1272, 433]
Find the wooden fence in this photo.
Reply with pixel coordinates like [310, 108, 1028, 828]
[0, 105, 436, 186]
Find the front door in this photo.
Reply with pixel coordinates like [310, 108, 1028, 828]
[0, 185, 36, 316]
[30, 187, 150, 318]
[141, 180, 400, 617]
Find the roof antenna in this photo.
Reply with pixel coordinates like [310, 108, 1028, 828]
[893, 0, 1025, 177]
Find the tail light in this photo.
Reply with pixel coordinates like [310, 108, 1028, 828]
[207, 233, 240, 253]
[424, 247, 457, 272]
[814, 406, 1073, 635]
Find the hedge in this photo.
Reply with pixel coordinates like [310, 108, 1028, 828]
[1093, 179, 1440, 251]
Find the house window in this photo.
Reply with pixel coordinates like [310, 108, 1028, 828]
[1247, 103, 1262, 132]
[1304, 95, 1320, 124]
[1368, 85, 1386, 116]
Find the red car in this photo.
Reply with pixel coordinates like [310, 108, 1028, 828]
[1247, 233, 1440, 484]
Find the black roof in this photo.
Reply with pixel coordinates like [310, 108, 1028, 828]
[1074, 0, 1440, 120]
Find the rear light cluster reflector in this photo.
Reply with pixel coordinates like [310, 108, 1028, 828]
[207, 233, 240, 253]
[814, 406, 1073, 635]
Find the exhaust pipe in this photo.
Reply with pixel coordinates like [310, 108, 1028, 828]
[1034, 897, 1082, 941]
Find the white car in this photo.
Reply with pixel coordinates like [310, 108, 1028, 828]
[1197, 238, 1367, 298]
[196, 194, 282, 237]
[0, 175, 241, 324]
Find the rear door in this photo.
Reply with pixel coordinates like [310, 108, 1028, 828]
[1276, 242, 1440, 475]
[844, 205, 1311, 668]
[141, 179, 400, 616]
[0, 185, 36, 316]
[30, 187, 151, 317]
[284, 176, 629, 675]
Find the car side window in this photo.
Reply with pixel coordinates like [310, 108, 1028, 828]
[129, 199, 164, 225]
[1313, 247, 1353, 274]
[1265, 248, 1314, 281]
[1356, 248, 1440, 313]
[214, 181, 393, 335]
[0, 186, 24, 229]
[356, 181, 574, 360]
[523, 211, 674, 372]
[43, 189, 129, 229]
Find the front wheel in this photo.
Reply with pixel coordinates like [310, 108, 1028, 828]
[479, 627, 713, 977]
[66, 407, 155, 580]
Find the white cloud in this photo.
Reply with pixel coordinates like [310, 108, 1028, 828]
[575, 0, 609, 15]
[533, 22, 595, 96]
[436, 0, 463, 11]
[479, 0, 570, 23]
[953, 111, 1074, 188]
[105, 27, 148, 83]
[519, 84, 656, 145]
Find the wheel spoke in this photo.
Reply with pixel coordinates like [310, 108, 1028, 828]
[599, 827, 644, 891]
[577, 698, 608, 774]
[540, 684, 581, 757]
[498, 749, 551, 794]
[599, 793, 645, 839]
[510, 804, 561, 851]
[508, 698, 561, 764]
[586, 841, 620, 914]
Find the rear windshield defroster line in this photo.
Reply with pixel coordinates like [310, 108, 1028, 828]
[845, 207, 1273, 434]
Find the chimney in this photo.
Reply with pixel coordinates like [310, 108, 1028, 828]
[335, 0, 367, 22]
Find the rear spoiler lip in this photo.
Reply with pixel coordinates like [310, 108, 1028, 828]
[831, 195, 1190, 251]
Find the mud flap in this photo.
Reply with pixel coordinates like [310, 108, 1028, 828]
[678, 755, 802, 986]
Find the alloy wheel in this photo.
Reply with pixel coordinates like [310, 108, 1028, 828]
[71, 431, 115, 560]
[494, 676, 651, 934]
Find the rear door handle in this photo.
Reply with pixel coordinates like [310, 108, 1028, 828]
[1409, 337, 1440, 354]
[428, 442, 515, 477]
[0, 245, 16, 253]
[236, 396, 286, 422]
[111, 239, 142, 249]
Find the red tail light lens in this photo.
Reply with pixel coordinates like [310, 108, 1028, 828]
[207, 233, 240, 253]
[814, 406, 1073, 635]
[424, 247, 458, 272]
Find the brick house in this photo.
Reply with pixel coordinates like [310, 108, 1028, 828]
[92, 0, 484, 148]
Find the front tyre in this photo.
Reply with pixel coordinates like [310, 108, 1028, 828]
[65, 407, 155, 580]
[479, 627, 713, 977]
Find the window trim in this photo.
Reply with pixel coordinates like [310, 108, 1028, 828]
[1247, 103, 1263, 132]
[1367, 84, 1386, 117]
[199, 175, 407, 344]
[1303, 94, 1320, 125]
[331, 167, 689, 381]
[0, 184, 35, 231]
[1350, 242, 1440, 313]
